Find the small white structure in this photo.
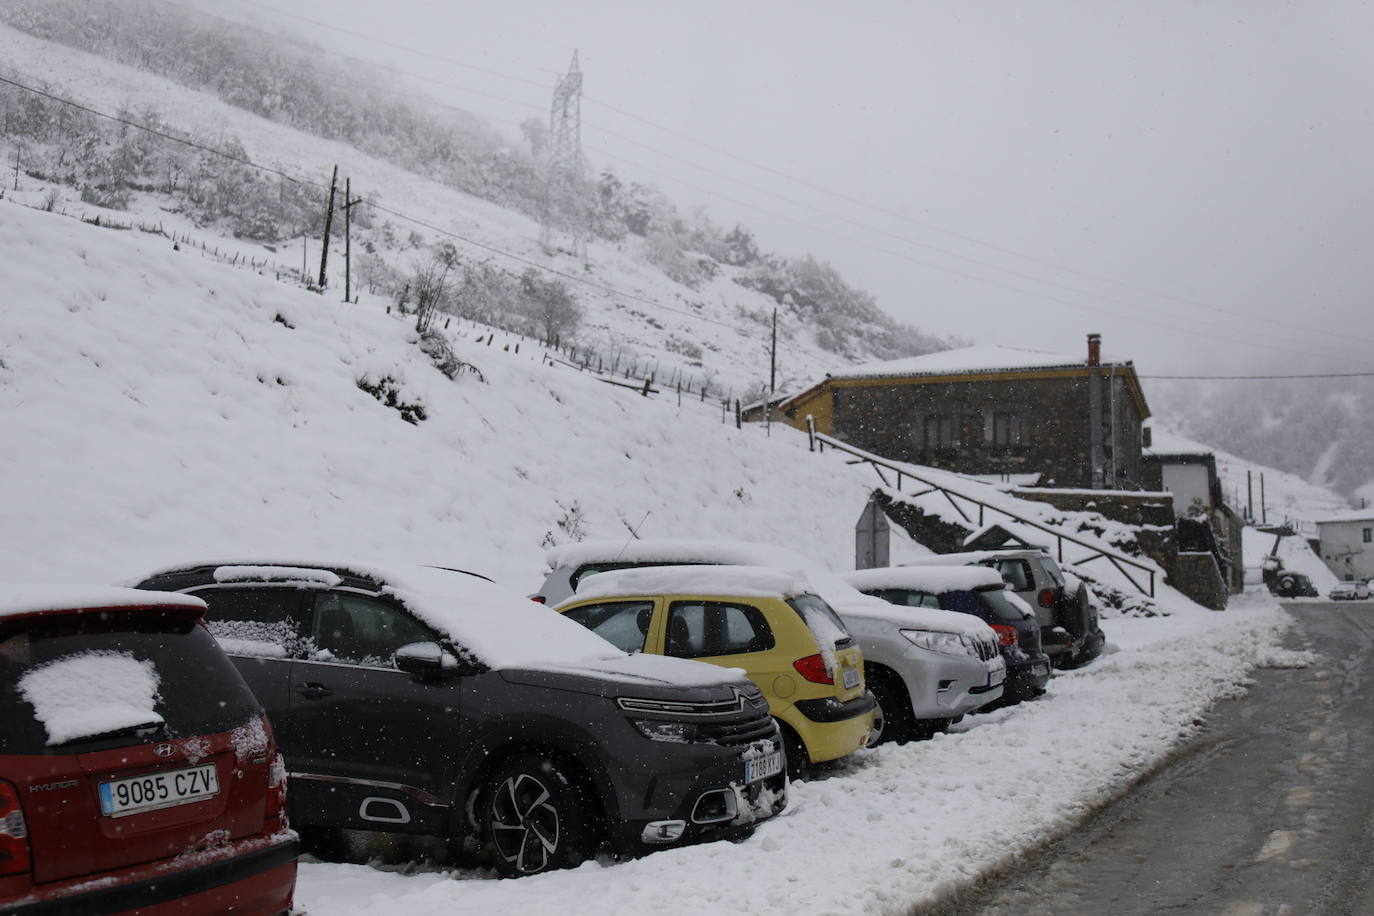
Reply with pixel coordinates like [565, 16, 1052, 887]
[1143, 429, 1216, 519]
[1315, 511, 1374, 582]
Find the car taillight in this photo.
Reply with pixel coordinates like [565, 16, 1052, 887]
[1038, 589, 1056, 608]
[792, 654, 833, 685]
[530, 596, 546, 604]
[0, 779, 31, 878]
[990, 624, 1019, 647]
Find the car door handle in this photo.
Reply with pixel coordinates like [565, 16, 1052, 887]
[296, 682, 332, 699]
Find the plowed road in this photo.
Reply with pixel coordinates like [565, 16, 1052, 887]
[949, 601, 1374, 916]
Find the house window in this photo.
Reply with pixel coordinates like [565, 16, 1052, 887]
[924, 415, 956, 450]
[1364, 528, 1372, 544]
[990, 410, 1024, 447]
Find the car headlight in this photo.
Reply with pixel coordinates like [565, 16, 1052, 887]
[630, 719, 702, 743]
[900, 629, 977, 658]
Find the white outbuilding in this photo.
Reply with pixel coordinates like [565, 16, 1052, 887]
[1314, 511, 1374, 582]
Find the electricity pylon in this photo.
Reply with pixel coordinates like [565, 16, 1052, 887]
[538, 51, 587, 262]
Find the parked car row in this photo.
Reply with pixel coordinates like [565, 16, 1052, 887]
[2, 542, 1102, 911]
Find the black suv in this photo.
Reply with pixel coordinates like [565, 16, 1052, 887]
[135, 561, 786, 876]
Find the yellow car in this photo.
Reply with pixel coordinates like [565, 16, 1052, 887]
[555, 565, 874, 771]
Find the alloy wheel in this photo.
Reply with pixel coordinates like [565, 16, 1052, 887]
[488, 772, 562, 873]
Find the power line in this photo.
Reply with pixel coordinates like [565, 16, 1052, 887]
[588, 144, 1370, 366]
[222, 0, 1374, 346]
[234, 0, 551, 92]
[0, 71, 815, 361]
[3, 69, 1358, 373]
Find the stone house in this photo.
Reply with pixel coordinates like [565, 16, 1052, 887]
[775, 335, 1150, 490]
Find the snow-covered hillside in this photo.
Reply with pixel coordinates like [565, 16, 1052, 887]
[0, 18, 912, 403]
[0, 199, 878, 586]
[0, 186, 1297, 914]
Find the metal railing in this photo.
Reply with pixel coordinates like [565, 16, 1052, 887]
[809, 427, 1157, 597]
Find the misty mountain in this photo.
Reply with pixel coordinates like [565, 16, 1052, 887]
[1152, 376, 1374, 501]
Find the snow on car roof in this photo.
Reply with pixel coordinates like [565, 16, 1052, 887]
[544, 537, 905, 621]
[836, 597, 995, 637]
[842, 566, 1006, 594]
[566, 565, 810, 604]
[544, 538, 799, 570]
[0, 585, 204, 621]
[313, 562, 630, 669]
[214, 565, 343, 587]
[136, 559, 628, 669]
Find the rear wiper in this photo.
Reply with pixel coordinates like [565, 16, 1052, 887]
[53, 720, 167, 746]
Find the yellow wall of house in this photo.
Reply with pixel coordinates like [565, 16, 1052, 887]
[785, 388, 835, 434]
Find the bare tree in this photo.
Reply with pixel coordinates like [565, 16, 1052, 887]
[412, 254, 454, 334]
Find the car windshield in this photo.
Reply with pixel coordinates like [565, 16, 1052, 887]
[0, 611, 261, 755]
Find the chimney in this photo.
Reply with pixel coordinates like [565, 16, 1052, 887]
[1087, 333, 1101, 367]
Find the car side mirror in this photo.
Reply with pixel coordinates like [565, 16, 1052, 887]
[394, 641, 461, 680]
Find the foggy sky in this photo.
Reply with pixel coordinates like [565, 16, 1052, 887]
[211, 0, 1374, 377]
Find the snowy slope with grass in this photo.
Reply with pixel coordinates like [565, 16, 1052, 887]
[0, 19, 877, 400]
[0, 187, 1299, 913]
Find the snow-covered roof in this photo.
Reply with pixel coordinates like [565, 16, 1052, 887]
[842, 566, 1006, 594]
[1313, 510, 1374, 525]
[824, 344, 1117, 382]
[568, 565, 810, 603]
[0, 585, 204, 621]
[1144, 429, 1215, 458]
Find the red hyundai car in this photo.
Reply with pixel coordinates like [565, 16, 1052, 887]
[0, 586, 297, 914]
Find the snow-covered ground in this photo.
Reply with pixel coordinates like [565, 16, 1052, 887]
[0, 185, 1303, 912]
[294, 590, 1288, 916]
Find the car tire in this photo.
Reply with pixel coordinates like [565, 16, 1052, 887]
[478, 753, 594, 877]
[1279, 575, 1296, 596]
[777, 720, 811, 780]
[864, 666, 914, 747]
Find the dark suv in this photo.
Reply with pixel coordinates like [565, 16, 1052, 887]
[135, 561, 786, 876]
[1, 587, 296, 914]
[905, 549, 1105, 669]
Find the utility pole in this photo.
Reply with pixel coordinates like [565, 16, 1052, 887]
[340, 178, 364, 303]
[770, 307, 778, 395]
[317, 165, 338, 291]
[1260, 472, 1267, 525]
[1247, 470, 1254, 522]
[766, 306, 777, 438]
